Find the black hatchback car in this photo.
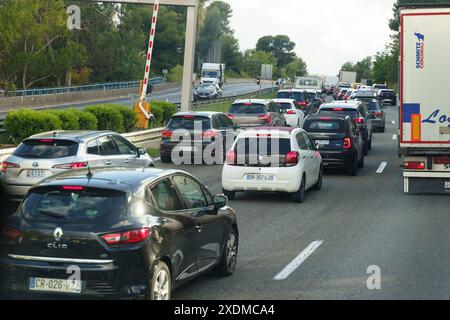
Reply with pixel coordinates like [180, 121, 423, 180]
[303, 114, 365, 175]
[0, 168, 238, 300]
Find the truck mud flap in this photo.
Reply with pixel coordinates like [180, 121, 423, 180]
[405, 177, 450, 194]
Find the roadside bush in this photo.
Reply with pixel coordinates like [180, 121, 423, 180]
[149, 102, 164, 127]
[51, 110, 80, 130]
[150, 101, 177, 123]
[69, 109, 98, 130]
[113, 105, 137, 133]
[4, 109, 62, 143]
[85, 105, 124, 133]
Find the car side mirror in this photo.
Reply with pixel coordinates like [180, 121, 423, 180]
[213, 194, 228, 210]
[137, 147, 146, 158]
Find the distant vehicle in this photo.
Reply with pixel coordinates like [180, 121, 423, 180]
[343, 89, 356, 100]
[222, 127, 322, 203]
[0, 131, 154, 201]
[378, 89, 397, 106]
[273, 99, 305, 127]
[276, 89, 310, 110]
[200, 63, 225, 87]
[327, 85, 336, 95]
[227, 99, 286, 128]
[193, 84, 222, 102]
[324, 76, 339, 88]
[304, 90, 325, 114]
[0, 167, 238, 299]
[339, 71, 357, 84]
[318, 101, 373, 154]
[294, 76, 323, 92]
[337, 88, 350, 100]
[160, 112, 240, 163]
[275, 78, 286, 86]
[351, 89, 377, 100]
[304, 114, 365, 175]
[364, 99, 386, 132]
[372, 83, 388, 91]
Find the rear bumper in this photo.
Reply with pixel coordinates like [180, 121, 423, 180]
[403, 172, 450, 194]
[320, 151, 356, 168]
[3, 184, 32, 200]
[372, 119, 385, 128]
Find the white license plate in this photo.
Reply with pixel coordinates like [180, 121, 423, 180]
[316, 140, 330, 145]
[29, 277, 82, 294]
[26, 170, 45, 178]
[245, 174, 275, 182]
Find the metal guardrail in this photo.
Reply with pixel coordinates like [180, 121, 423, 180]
[0, 77, 165, 98]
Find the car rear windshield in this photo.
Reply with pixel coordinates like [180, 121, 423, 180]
[21, 186, 127, 222]
[167, 116, 211, 130]
[275, 102, 293, 110]
[319, 108, 359, 119]
[276, 91, 305, 101]
[367, 101, 381, 111]
[235, 137, 291, 155]
[229, 104, 267, 114]
[14, 139, 79, 159]
[304, 119, 345, 133]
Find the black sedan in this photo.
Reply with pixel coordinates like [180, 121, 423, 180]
[0, 168, 238, 300]
[194, 84, 222, 102]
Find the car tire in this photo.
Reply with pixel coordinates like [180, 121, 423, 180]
[358, 154, 365, 169]
[312, 166, 323, 191]
[160, 154, 171, 163]
[214, 228, 238, 277]
[363, 142, 368, 156]
[348, 156, 358, 176]
[292, 174, 306, 203]
[368, 137, 372, 151]
[223, 189, 235, 200]
[148, 261, 171, 300]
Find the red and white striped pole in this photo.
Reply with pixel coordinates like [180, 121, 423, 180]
[139, 0, 160, 119]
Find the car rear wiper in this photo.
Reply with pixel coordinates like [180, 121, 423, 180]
[37, 210, 66, 220]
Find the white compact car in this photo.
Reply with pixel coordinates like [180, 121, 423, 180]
[273, 98, 305, 127]
[222, 127, 323, 203]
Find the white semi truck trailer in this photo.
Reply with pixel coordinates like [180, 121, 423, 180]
[399, 5, 450, 194]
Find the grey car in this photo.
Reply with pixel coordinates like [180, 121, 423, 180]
[227, 99, 287, 128]
[0, 131, 154, 200]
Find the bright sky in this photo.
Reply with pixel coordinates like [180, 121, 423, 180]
[224, 0, 397, 76]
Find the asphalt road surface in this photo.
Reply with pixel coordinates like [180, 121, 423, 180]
[154, 105, 450, 300]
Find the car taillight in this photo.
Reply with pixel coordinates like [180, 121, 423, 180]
[373, 111, 382, 118]
[258, 114, 271, 123]
[62, 186, 85, 191]
[226, 113, 234, 119]
[285, 151, 299, 167]
[226, 149, 237, 165]
[101, 228, 151, 246]
[1, 226, 22, 241]
[161, 129, 173, 139]
[404, 161, 425, 170]
[202, 130, 218, 139]
[354, 117, 364, 124]
[343, 137, 352, 149]
[53, 162, 88, 170]
[287, 110, 296, 115]
[1, 161, 20, 173]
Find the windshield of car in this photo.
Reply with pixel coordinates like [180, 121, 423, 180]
[197, 85, 216, 92]
[14, 139, 79, 159]
[275, 102, 293, 110]
[167, 116, 211, 130]
[304, 119, 345, 133]
[202, 70, 219, 78]
[319, 108, 359, 119]
[21, 187, 127, 222]
[276, 91, 305, 102]
[229, 103, 267, 114]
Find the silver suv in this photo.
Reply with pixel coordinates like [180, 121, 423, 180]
[0, 131, 154, 200]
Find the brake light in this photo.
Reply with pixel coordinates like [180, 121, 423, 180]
[226, 149, 237, 165]
[1, 226, 22, 241]
[287, 110, 296, 115]
[319, 117, 332, 120]
[39, 139, 55, 143]
[244, 102, 253, 106]
[403, 161, 425, 170]
[373, 111, 382, 118]
[343, 137, 352, 149]
[354, 117, 364, 124]
[182, 115, 195, 119]
[285, 151, 299, 167]
[62, 186, 85, 191]
[52, 162, 88, 169]
[258, 114, 271, 123]
[161, 129, 173, 139]
[333, 108, 344, 111]
[226, 113, 234, 119]
[101, 228, 151, 245]
[1, 161, 20, 173]
[202, 130, 218, 139]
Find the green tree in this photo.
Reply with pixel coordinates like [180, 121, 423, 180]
[256, 35, 296, 70]
[241, 50, 277, 77]
[221, 34, 243, 74]
[285, 57, 308, 79]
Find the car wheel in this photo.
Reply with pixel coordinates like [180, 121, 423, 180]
[292, 174, 306, 203]
[368, 137, 372, 150]
[312, 166, 323, 190]
[223, 189, 235, 200]
[363, 142, 368, 156]
[214, 228, 238, 277]
[358, 154, 365, 169]
[160, 154, 171, 163]
[348, 155, 358, 176]
[148, 261, 171, 300]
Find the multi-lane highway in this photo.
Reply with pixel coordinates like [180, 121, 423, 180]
[148, 105, 450, 300]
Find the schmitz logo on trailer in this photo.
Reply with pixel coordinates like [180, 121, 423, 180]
[414, 32, 425, 69]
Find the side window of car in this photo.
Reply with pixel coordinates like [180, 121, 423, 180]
[98, 136, 119, 156]
[296, 133, 307, 150]
[211, 116, 220, 129]
[112, 135, 136, 155]
[150, 179, 183, 211]
[215, 115, 227, 129]
[172, 175, 208, 209]
[86, 139, 100, 155]
[302, 132, 314, 150]
[222, 114, 235, 129]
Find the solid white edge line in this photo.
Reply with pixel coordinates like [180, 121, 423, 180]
[274, 240, 323, 281]
[376, 162, 388, 174]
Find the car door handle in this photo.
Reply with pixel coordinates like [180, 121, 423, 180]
[195, 226, 203, 233]
[105, 160, 112, 165]
[124, 160, 131, 164]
